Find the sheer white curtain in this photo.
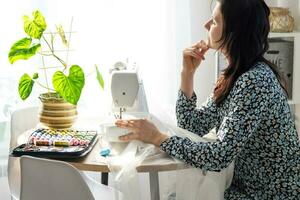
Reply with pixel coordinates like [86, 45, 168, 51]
[0, 1, 34, 173]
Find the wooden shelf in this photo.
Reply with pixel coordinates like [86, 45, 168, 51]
[269, 31, 300, 38]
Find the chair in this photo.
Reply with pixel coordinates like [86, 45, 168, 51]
[8, 106, 39, 200]
[20, 156, 122, 200]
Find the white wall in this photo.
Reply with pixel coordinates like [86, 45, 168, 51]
[273, 0, 300, 135]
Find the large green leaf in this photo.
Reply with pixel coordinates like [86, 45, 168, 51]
[95, 65, 104, 89]
[8, 37, 41, 64]
[52, 65, 85, 105]
[23, 10, 47, 39]
[18, 73, 34, 100]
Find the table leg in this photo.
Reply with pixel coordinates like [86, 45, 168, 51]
[101, 172, 109, 185]
[149, 171, 160, 200]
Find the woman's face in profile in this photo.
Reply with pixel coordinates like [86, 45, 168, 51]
[204, 2, 223, 51]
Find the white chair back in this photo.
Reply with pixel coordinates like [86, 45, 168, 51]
[20, 156, 95, 200]
[8, 106, 39, 199]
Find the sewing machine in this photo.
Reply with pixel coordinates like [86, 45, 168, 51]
[100, 60, 149, 142]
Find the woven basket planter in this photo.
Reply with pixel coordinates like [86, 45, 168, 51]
[269, 7, 294, 32]
[39, 93, 77, 129]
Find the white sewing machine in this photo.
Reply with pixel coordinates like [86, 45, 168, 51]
[100, 60, 149, 142]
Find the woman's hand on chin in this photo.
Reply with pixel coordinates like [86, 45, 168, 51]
[182, 40, 209, 74]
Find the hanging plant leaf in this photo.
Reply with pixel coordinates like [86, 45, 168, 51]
[52, 65, 85, 105]
[32, 73, 39, 79]
[18, 73, 34, 100]
[8, 37, 41, 64]
[23, 10, 47, 39]
[95, 65, 104, 89]
[56, 24, 69, 47]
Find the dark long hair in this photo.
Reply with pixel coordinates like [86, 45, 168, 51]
[213, 0, 287, 106]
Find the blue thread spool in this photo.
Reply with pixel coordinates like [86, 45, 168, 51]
[100, 148, 111, 157]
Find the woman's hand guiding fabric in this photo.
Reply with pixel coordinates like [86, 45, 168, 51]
[182, 40, 209, 73]
[115, 119, 169, 147]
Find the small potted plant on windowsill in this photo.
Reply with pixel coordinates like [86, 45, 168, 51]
[8, 10, 104, 129]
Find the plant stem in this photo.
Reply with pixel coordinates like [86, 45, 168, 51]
[65, 17, 73, 71]
[86, 69, 99, 78]
[42, 35, 67, 69]
[38, 52, 52, 56]
[42, 35, 53, 52]
[53, 54, 67, 68]
[39, 41, 50, 93]
[39, 66, 64, 70]
[43, 31, 77, 34]
[50, 32, 54, 51]
[40, 49, 75, 53]
[34, 80, 55, 92]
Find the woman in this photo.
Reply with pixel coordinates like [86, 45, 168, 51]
[116, 0, 300, 199]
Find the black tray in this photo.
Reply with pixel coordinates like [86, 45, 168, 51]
[11, 129, 98, 159]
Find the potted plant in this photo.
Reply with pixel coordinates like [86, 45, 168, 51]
[8, 10, 104, 129]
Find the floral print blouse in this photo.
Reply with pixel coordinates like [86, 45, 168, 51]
[160, 62, 300, 199]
